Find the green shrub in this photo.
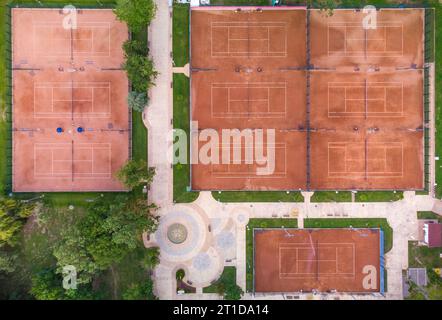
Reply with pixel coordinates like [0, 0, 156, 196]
[123, 54, 158, 93]
[176, 269, 185, 281]
[128, 91, 148, 112]
[115, 0, 157, 33]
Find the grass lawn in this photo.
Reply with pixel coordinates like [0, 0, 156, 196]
[172, 4, 198, 203]
[408, 241, 442, 268]
[311, 191, 352, 202]
[173, 74, 199, 203]
[304, 218, 393, 253]
[132, 111, 148, 162]
[430, 2, 442, 198]
[203, 266, 237, 294]
[97, 246, 152, 299]
[355, 191, 403, 202]
[131, 27, 148, 163]
[172, 3, 189, 67]
[245, 218, 297, 292]
[212, 191, 303, 202]
[417, 211, 442, 222]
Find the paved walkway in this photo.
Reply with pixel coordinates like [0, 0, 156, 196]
[172, 63, 190, 77]
[145, 0, 173, 208]
[148, 185, 439, 300]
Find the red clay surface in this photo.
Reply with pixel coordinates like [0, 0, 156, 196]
[254, 228, 381, 293]
[310, 9, 424, 68]
[191, 8, 307, 190]
[190, 8, 424, 191]
[12, 9, 129, 192]
[309, 69, 423, 190]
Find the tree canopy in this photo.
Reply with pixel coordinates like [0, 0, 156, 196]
[122, 279, 156, 300]
[128, 91, 149, 112]
[0, 198, 35, 248]
[53, 195, 158, 284]
[123, 54, 158, 93]
[116, 160, 155, 190]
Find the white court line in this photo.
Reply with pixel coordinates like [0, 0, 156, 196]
[32, 22, 111, 57]
[211, 144, 288, 178]
[327, 81, 404, 118]
[327, 22, 404, 57]
[33, 143, 112, 179]
[33, 81, 111, 119]
[211, 82, 287, 119]
[74, 143, 112, 178]
[278, 243, 356, 279]
[211, 21, 288, 58]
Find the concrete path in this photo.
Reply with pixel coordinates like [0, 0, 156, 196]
[172, 63, 190, 77]
[146, 0, 173, 208]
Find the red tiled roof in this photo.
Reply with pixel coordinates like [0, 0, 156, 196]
[428, 223, 442, 248]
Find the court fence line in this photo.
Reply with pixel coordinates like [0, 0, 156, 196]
[379, 229, 385, 294]
[8, 1, 115, 9]
[127, 32, 133, 161]
[423, 66, 430, 193]
[306, 9, 311, 190]
[252, 228, 256, 295]
[423, 8, 434, 194]
[280, 1, 431, 10]
[424, 8, 435, 63]
[188, 5, 193, 192]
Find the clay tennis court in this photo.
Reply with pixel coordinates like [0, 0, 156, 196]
[254, 228, 383, 293]
[190, 7, 308, 190]
[190, 7, 424, 191]
[12, 9, 129, 192]
[310, 9, 424, 67]
[309, 9, 424, 190]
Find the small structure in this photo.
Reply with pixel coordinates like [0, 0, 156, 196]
[423, 222, 442, 248]
[407, 268, 427, 287]
[167, 223, 188, 244]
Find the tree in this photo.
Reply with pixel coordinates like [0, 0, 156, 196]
[310, 0, 340, 16]
[53, 224, 99, 285]
[128, 91, 149, 112]
[30, 269, 65, 300]
[53, 195, 158, 285]
[176, 269, 185, 281]
[116, 160, 155, 189]
[0, 251, 16, 273]
[123, 39, 148, 56]
[30, 268, 101, 300]
[99, 197, 158, 251]
[224, 283, 243, 300]
[114, 0, 157, 33]
[122, 279, 156, 300]
[123, 54, 158, 93]
[142, 247, 160, 269]
[0, 198, 35, 247]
